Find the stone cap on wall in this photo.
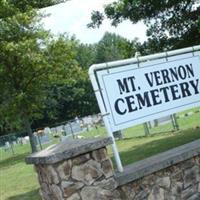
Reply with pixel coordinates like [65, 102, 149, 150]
[26, 137, 113, 165]
[116, 139, 200, 186]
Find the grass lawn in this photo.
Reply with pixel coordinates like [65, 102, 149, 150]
[116, 128, 200, 166]
[0, 144, 41, 200]
[0, 108, 200, 200]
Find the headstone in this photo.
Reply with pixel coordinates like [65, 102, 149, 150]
[24, 136, 29, 141]
[113, 131, 123, 140]
[64, 124, 72, 135]
[51, 127, 57, 134]
[12, 141, 17, 146]
[86, 124, 92, 131]
[70, 122, 82, 133]
[4, 142, 10, 151]
[21, 137, 28, 144]
[157, 116, 171, 125]
[60, 136, 68, 142]
[44, 127, 51, 135]
[63, 121, 82, 136]
[149, 116, 171, 128]
[82, 116, 93, 126]
[92, 114, 102, 124]
[56, 126, 64, 134]
[38, 134, 50, 145]
[34, 130, 51, 146]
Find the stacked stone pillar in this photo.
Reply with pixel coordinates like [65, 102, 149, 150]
[26, 137, 120, 200]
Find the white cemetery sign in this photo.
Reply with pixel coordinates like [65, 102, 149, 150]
[89, 45, 200, 172]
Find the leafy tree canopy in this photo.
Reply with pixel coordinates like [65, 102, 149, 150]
[0, 1, 79, 151]
[0, 0, 66, 18]
[89, 0, 200, 51]
[95, 32, 138, 63]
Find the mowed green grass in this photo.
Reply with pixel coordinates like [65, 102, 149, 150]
[0, 144, 41, 200]
[116, 129, 200, 166]
[0, 108, 200, 200]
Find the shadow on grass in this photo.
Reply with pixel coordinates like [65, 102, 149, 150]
[0, 152, 29, 169]
[7, 189, 41, 200]
[118, 128, 200, 166]
[122, 130, 175, 140]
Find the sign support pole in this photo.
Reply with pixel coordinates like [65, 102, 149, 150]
[103, 117, 124, 172]
[89, 72, 123, 173]
[110, 136, 124, 172]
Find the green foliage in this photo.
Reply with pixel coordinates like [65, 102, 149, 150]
[0, 10, 49, 124]
[87, 11, 105, 28]
[89, 0, 200, 52]
[0, 1, 76, 152]
[0, 0, 66, 18]
[75, 43, 96, 69]
[0, 14, 85, 130]
[198, 17, 200, 31]
[95, 32, 137, 63]
[32, 36, 99, 129]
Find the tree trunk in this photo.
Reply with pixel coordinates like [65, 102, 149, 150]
[23, 115, 38, 153]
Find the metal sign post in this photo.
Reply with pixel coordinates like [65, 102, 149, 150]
[89, 71, 123, 172]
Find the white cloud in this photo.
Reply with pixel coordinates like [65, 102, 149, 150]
[41, 0, 147, 44]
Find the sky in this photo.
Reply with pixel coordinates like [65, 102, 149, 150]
[41, 0, 147, 44]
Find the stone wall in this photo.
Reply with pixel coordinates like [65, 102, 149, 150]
[118, 156, 200, 200]
[26, 138, 200, 200]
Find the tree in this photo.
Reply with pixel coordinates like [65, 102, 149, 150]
[0, 1, 75, 152]
[0, 0, 66, 18]
[0, 10, 48, 152]
[95, 32, 137, 63]
[75, 43, 96, 69]
[89, 0, 200, 52]
[39, 38, 99, 125]
[32, 35, 91, 126]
